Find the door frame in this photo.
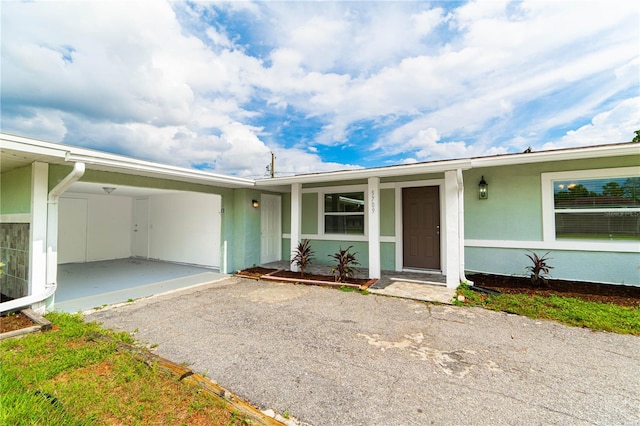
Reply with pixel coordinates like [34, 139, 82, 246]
[394, 179, 446, 272]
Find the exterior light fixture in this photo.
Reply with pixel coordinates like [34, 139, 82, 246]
[103, 187, 116, 194]
[252, 199, 260, 208]
[478, 176, 488, 200]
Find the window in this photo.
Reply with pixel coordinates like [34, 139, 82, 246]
[324, 192, 365, 234]
[553, 176, 639, 241]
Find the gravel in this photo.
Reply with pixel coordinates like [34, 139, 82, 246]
[89, 277, 640, 425]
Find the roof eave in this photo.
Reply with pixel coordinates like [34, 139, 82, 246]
[256, 159, 473, 186]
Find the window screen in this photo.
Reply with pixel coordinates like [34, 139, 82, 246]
[553, 177, 640, 240]
[324, 192, 365, 234]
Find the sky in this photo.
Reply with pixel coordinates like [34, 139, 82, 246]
[1, 1, 639, 178]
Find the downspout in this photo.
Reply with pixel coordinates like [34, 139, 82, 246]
[46, 162, 85, 289]
[457, 168, 473, 286]
[0, 162, 85, 313]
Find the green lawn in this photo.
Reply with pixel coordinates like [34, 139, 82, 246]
[454, 285, 640, 335]
[0, 313, 246, 425]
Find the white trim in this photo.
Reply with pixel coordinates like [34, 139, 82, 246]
[465, 239, 639, 253]
[318, 185, 368, 237]
[290, 183, 302, 272]
[1, 133, 254, 189]
[255, 142, 638, 187]
[302, 183, 367, 194]
[368, 177, 381, 279]
[30, 162, 49, 305]
[0, 214, 31, 223]
[541, 166, 640, 243]
[444, 170, 460, 288]
[282, 233, 397, 243]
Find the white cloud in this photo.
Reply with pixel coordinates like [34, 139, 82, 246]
[1, 0, 637, 177]
[543, 98, 640, 149]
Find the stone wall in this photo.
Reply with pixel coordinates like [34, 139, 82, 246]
[0, 223, 30, 300]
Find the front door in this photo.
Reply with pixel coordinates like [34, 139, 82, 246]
[260, 194, 282, 264]
[402, 186, 440, 270]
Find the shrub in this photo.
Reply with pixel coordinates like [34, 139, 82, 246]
[329, 246, 360, 282]
[291, 239, 315, 276]
[525, 251, 553, 286]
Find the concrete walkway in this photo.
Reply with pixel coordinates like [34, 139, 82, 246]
[262, 261, 454, 304]
[90, 276, 640, 426]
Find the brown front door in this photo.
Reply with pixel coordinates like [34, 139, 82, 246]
[402, 186, 440, 270]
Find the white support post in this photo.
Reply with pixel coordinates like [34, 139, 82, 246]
[444, 170, 460, 288]
[29, 162, 49, 313]
[368, 177, 381, 279]
[290, 183, 302, 272]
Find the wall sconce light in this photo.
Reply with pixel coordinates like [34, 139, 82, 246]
[103, 187, 116, 195]
[252, 199, 260, 208]
[478, 176, 488, 200]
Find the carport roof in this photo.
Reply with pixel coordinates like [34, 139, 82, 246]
[1, 133, 254, 189]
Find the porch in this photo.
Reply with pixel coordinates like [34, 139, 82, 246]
[262, 261, 456, 304]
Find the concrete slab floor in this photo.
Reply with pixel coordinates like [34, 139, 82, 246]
[55, 258, 227, 313]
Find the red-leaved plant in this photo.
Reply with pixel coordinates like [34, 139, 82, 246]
[329, 246, 360, 282]
[291, 239, 315, 276]
[525, 251, 554, 286]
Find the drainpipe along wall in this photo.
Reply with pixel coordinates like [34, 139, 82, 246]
[457, 168, 473, 286]
[0, 162, 85, 314]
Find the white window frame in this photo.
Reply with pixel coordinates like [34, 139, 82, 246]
[319, 185, 367, 237]
[541, 166, 640, 251]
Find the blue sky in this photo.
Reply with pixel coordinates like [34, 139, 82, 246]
[1, 1, 638, 178]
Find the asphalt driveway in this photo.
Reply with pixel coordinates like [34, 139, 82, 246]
[89, 277, 640, 425]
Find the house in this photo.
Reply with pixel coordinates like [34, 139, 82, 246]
[1, 132, 638, 314]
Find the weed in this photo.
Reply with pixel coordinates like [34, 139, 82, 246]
[339, 286, 369, 295]
[291, 239, 315, 276]
[283, 409, 290, 419]
[329, 246, 360, 282]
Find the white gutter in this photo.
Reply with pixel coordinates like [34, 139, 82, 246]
[257, 142, 639, 187]
[0, 162, 85, 313]
[64, 152, 254, 188]
[457, 168, 472, 286]
[256, 159, 473, 186]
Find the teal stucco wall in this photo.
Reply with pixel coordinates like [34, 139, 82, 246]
[465, 247, 639, 286]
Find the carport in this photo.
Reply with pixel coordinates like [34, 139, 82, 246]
[53, 181, 226, 312]
[0, 133, 255, 314]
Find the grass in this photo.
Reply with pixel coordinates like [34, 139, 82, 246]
[339, 285, 370, 295]
[454, 284, 640, 335]
[0, 312, 246, 425]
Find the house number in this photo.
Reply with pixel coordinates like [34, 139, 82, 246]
[370, 190, 375, 214]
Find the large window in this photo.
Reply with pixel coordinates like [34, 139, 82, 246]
[553, 175, 639, 241]
[324, 192, 365, 234]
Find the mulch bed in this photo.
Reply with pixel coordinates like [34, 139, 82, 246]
[236, 267, 373, 288]
[467, 273, 640, 308]
[0, 312, 36, 333]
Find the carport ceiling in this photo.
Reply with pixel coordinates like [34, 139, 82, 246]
[66, 181, 179, 197]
